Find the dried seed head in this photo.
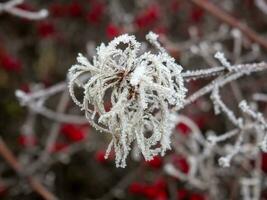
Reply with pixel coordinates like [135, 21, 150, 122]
[68, 32, 187, 167]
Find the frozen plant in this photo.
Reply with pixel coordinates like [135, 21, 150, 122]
[68, 32, 187, 167]
[68, 31, 267, 168]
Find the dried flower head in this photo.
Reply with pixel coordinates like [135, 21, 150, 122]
[68, 32, 187, 167]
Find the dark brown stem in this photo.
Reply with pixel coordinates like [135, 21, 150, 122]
[190, 0, 267, 51]
[0, 137, 57, 200]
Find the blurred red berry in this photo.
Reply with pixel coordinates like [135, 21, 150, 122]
[69, 2, 83, 17]
[37, 21, 55, 38]
[153, 178, 167, 191]
[94, 150, 107, 164]
[144, 179, 167, 200]
[172, 155, 190, 174]
[146, 156, 163, 169]
[143, 185, 159, 199]
[190, 193, 206, 200]
[0, 54, 22, 72]
[154, 191, 167, 200]
[190, 6, 204, 23]
[61, 124, 87, 142]
[86, 1, 105, 24]
[19, 83, 30, 93]
[106, 23, 122, 39]
[135, 5, 160, 28]
[129, 179, 167, 200]
[129, 182, 145, 195]
[176, 122, 191, 136]
[177, 188, 189, 200]
[18, 134, 37, 147]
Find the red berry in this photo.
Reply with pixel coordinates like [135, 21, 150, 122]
[0, 54, 22, 72]
[135, 5, 160, 28]
[129, 182, 145, 195]
[190, 193, 206, 200]
[143, 185, 158, 199]
[18, 134, 37, 147]
[106, 23, 122, 39]
[146, 156, 163, 169]
[153, 178, 167, 191]
[190, 6, 204, 23]
[177, 189, 189, 200]
[172, 155, 190, 174]
[145, 179, 167, 200]
[61, 124, 87, 142]
[154, 191, 168, 200]
[69, 2, 83, 17]
[95, 150, 107, 164]
[37, 21, 55, 38]
[86, 1, 105, 24]
[176, 122, 191, 136]
[19, 83, 30, 93]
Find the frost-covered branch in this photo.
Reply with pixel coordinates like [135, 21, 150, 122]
[239, 100, 267, 152]
[253, 93, 267, 102]
[0, 0, 48, 20]
[211, 86, 244, 128]
[190, 0, 267, 50]
[183, 62, 267, 106]
[15, 82, 87, 124]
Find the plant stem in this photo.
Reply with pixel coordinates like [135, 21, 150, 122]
[190, 0, 267, 51]
[0, 137, 58, 200]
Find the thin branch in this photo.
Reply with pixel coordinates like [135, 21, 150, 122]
[0, 0, 48, 20]
[0, 137, 57, 200]
[189, 0, 267, 51]
[253, 93, 267, 102]
[28, 90, 70, 173]
[183, 62, 267, 106]
[16, 82, 87, 124]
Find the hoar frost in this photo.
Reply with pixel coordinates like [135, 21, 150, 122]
[68, 32, 187, 167]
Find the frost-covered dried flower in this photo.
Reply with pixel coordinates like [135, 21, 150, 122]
[68, 32, 187, 167]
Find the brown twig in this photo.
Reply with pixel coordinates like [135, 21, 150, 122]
[189, 0, 267, 51]
[0, 137, 58, 200]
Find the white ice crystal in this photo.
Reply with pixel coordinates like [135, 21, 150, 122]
[214, 51, 231, 71]
[68, 32, 187, 167]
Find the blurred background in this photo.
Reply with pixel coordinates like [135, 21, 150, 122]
[0, 0, 267, 199]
